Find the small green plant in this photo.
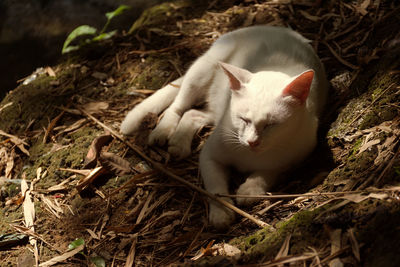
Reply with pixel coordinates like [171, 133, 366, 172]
[68, 238, 105, 267]
[68, 237, 85, 250]
[62, 5, 131, 54]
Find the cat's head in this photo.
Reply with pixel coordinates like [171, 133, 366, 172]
[219, 62, 314, 151]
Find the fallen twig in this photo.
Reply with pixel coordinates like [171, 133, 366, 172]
[218, 186, 400, 199]
[11, 225, 62, 254]
[78, 107, 269, 228]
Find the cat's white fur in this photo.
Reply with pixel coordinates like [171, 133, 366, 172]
[120, 26, 328, 229]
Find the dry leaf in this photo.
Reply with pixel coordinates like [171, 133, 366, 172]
[136, 191, 155, 224]
[43, 110, 65, 144]
[76, 166, 107, 192]
[5, 149, 14, 179]
[40, 194, 63, 218]
[327, 228, 343, 267]
[358, 139, 380, 154]
[0, 130, 30, 156]
[191, 240, 215, 260]
[99, 151, 132, 176]
[374, 135, 398, 165]
[348, 228, 360, 262]
[46, 176, 73, 192]
[0, 147, 7, 171]
[356, 0, 370, 16]
[49, 143, 70, 153]
[340, 192, 388, 203]
[125, 234, 138, 267]
[21, 177, 35, 246]
[91, 71, 108, 80]
[211, 243, 242, 260]
[133, 161, 152, 173]
[59, 168, 91, 176]
[0, 102, 13, 113]
[82, 101, 109, 114]
[275, 234, 291, 261]
[86, 228, 99, 239]
[38, 245, 84, 267]
[59, 118, 88, 134]
[45, 66, 56, 77]
[128, 88, 156, 95]
[84, 134, 113, 168]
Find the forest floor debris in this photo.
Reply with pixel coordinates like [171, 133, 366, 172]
[0, 0, 399, 266]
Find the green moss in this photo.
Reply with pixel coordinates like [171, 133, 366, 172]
[349, 138, 363, 159]
[128, 1, 189, 34]
[328, 65, 399, 138]
[327, 96, 367, 138]
[358, 71, 399, 130]
[0, 67, 75, 134]
[0, 206, 22, 233]
[231, 209, 326, 262]
[371, 72, 394, 101]
[23, 127, 99, 189]
[133, 55, 176, 90]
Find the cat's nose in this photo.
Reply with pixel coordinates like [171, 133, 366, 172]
[248, 140, 260, 148]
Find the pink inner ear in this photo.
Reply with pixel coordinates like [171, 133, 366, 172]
[225, 71, 241, 91]
[282, 70, 314, 104]
[219, 62, 252, 91]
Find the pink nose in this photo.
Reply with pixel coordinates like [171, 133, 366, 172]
[248, 140, 260, 148]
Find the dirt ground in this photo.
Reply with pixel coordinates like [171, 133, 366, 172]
[0, 0, 400, 266]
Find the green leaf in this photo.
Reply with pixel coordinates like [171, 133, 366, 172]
[92, 30, 117, 42]
[62, 45, 80, 54]
[105, 5, 131, 21]
[62, 25, 97, 54]
[68, 238, 85, 250]
[90, 256, 106, 267]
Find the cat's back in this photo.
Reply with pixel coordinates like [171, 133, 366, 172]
[208, 26, 311, 64]
[211, 26, 321, 74]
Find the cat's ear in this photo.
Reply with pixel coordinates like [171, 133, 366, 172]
[219, 62, 252, 91]
[282, 70, 314, 104]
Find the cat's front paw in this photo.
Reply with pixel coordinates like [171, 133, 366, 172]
[148, 126, 170, 146]
[168, 144, 191, 159]
[148, 111, 180, 146]
[120, 110, 145, 135]
[168, 136, 191, 159]
[236, 179, 266, 206]
[209, 201, 235, 230]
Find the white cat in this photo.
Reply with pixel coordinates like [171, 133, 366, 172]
[120, 26, 328, 229]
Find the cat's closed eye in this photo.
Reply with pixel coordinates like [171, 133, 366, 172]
[240, 117, 251, 125]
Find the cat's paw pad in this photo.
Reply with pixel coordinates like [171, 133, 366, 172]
[236, 183, 265, 206]
[148, 127, 170, 146]
[168, 137, 191, 159]
[168, 144, 191, 159]
[209, 203, 235, 230]
[148, 111, 180, 146]
[148, 121, 176, 146]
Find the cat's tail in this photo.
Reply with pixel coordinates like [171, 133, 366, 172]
[120, 77, 183, 135]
